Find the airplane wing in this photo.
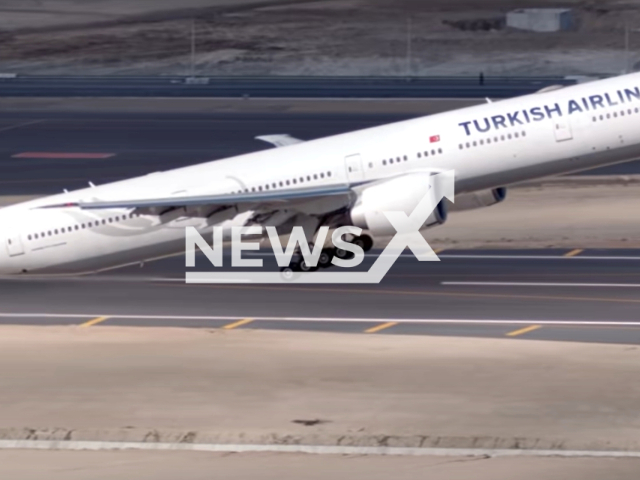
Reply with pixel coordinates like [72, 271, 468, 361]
[38, 184, 355, 214]
[255, 134, 304, 148]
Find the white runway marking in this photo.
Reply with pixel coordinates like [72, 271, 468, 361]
[245, 252, 640, 261]
[0, 440, 639, 458]
[439, 254, 640, 261]
[1, 312, 640, 327]
[0, 119, 44, 134]
[443, 282, 640, 288]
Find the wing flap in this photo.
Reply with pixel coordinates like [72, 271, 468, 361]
[38, 184, 354, 211]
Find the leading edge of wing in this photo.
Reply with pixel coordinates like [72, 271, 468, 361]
[38, 184, 355, 210]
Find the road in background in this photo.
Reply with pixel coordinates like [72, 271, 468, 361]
[0, 76, 578, 98]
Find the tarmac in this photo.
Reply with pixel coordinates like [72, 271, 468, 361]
[0, 327, 640, 478]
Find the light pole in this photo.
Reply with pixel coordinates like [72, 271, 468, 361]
[190, 18, 196, 77]
[624, 23, 640, 74]
[406, 18, 413, 78]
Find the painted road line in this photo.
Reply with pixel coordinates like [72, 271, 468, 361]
[222, 318, 254, 329]
[79, 316, 110, 327]
[444, 281, 640, 288]
[0, 119, 44, 134]
[4, 313, 640, 328]
[2, 439, 640, 458]
[365, 321, 398, 333]
[245, 252, 640, 261]
[564, 249, 584, 257]
[506, 325, 542, 337]
[12, 152, 115, 159]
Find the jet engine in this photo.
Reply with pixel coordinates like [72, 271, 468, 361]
[350, 173, 447, 236]
[450, 187, 506, 212]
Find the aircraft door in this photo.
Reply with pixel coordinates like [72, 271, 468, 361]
[6, 235, 25, 257]
[344, 154, 365, 184]
[553, 118, 573, 142]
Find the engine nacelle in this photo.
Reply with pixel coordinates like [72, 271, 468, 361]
[350, 173, 447, 237]
[450, 187, 506, 212]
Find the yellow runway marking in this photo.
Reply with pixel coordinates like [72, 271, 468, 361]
[564, 249, 584, 257]
[79, 316, 110, 327]
[223, 318, 254, 330]
[365, 321, 398, 333]
[506, 325, 542, 337]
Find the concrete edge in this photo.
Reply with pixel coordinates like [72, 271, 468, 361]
[2, 440, 640, 458]
[512, 175, 640, 188]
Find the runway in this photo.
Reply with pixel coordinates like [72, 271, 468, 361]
[2, 100, 640, 346]
[0, 106, 639, 197]
[3, 249, 640, 345]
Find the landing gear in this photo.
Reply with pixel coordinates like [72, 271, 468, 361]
[351, 234, 374, 253]
[279, 254, 318, 281]
[318, 248, 335, 268]
[276, 222, 374, 279]
[280, 266, 296, 281]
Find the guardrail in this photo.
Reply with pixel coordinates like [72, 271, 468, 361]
[0, 75, 583, 98]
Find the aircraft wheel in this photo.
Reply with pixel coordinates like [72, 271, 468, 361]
[335, 247, 354, 260]
[280, 266, 296, 281]
[353, 234, 374, 253]
[299, 260, 315, 272]
[318, 248, 335, 268]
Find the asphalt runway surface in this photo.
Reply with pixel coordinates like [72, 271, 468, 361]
[0, 108, 639, 197]
[3, 249, 640, 345]
[2, 105, 640, 345]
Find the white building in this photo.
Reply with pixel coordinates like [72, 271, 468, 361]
[507, 9, 575, 33]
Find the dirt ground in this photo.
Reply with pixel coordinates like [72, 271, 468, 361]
[1, 326, 640, 451]
[2, 0, 640, 75]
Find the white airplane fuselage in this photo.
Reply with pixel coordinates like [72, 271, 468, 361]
[2, 73, 640, 275]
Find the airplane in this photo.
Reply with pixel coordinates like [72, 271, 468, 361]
[1, 71, 640, 275]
